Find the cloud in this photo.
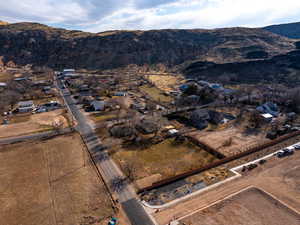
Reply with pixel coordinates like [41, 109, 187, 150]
[0, 0, 300, 32]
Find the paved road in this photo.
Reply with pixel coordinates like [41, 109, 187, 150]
[0, 128, 72, 145]
[56, 78, 155, 225]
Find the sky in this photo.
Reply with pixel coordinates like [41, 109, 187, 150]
[1, 0, 300, 32]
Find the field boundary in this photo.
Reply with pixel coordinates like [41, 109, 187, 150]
[171, 186, 300, 225]
[137, 130, 300, 194]
[142, 169, 241, 209]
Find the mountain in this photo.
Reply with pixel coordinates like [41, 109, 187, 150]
[183, 47, 300, 86]
[0, 22, 295, 70]
[264, 22, 300, 39]
[0, 20, 8, 26]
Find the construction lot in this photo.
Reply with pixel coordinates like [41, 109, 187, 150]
[153, 151, 300, 225]
[0, 133, 114, 225]
[180, 187, 299, 225]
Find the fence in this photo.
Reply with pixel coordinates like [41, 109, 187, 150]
[137, 130, 300, 194]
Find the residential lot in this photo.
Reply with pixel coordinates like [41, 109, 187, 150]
[0, 109, 69, 138]
[0, 133, 114, 225]
[153, 152, 300, 225]
[139, 85, 173, 103]
[111, 138, 218, 187]
[188, 126, 267, 157]
[180, 187, 299, 225]
[145, 74, 184, 92]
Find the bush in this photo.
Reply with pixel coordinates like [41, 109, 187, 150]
[222, 137, 233, 147]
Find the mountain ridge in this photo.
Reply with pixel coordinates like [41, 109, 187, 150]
[0, 22, 295, 70]
[263, 21, 300, 39]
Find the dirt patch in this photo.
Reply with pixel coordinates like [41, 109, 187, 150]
[153, 152, 300, 225]
[0, 72, 11, 82]
[188, 126, 266, 157]
[0, 133, 114, 225]
[0, 109, 68, 138]
[146, 75, 183, 92]
[180, 187, 300, 225]
[283, 166, 300, 191]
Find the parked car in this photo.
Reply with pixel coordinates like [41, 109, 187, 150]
[247, 164, 257, 170]
[293, 144, 300, 150]
[276, 148, 294, 158]
[259, 159, 267, 165]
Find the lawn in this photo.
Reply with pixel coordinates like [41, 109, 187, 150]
[140, 85, 173, 103]
[112, 138, 217, 181]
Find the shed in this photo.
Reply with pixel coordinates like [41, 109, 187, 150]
[261, 113, 273, 120]
[168, 129, 179, 136]
[256, 102, 279, 117]
[0, 82, 7, 87]
[136, 120, 158, 134]
[63, 69, 75, 75]
[114, 92, 127, 97]
[91, 101, 105, 111]
[18, 100, 35, 113]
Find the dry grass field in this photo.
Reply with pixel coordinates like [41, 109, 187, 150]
[0, 109, 69, 138]
[140, 85, 173, 103]
[146, 75, 183, 92]
[0, 133, 114, 225]
[180, 187, 300, 225]
[112, 138, 218, 183]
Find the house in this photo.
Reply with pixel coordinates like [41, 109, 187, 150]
[114, 92, 127, 97]
[32, 80, 49, 87]
[18, 101, 35, 113]
[0, 82, 7, 88]
[256, 102, 279, 117]
[62, 69, 75, 76]
[261, 113, 273, 122]
[14, 77, 27, 81]
[208, 110, 224, 124]
[90, 100, 105, 111]
[43, 86, 51, 91]
[190, 109, 210, 129]
[287, 112, 297, 120]
[136, 120, 158, 134]
[131, 102, 146, 112]
[109, 125, 135, 138]
[167, 129, 179, 136]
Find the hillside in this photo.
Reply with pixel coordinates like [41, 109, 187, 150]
[0, 22, 295, 70]
[183, 49, 300, 86]
[264, 22, 300, 39]
[0, 20, 9, 26]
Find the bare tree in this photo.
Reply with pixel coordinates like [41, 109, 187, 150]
[123, 162, 136, 182]
[248, 111, 263, 128]
[52, 119, 64, 134]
